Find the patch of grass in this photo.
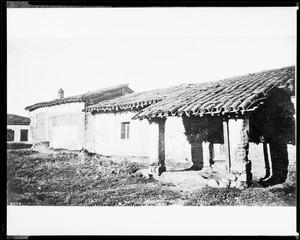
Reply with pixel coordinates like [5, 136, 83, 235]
[185, 183, 296, 206]
[184, 187, 242, 206]
[7, 149, 296, 206]
[7, 149, 182, 206]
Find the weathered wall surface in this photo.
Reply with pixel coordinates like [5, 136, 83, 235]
[93, 112, 192, 164]
[248, 142, 295, 178]
[248, 94, 296, 178]
[94, 111, 150, 157]
[29, 102, 85, 150]
[84, 112, 96, 152]
[7, 124, 32, 143]
[29, 110, 46, 143]
[49, 112, 85, 150]
[93, 110, 296, 173]
[165, 117, 191, 163]
[287, 144, 296, 166]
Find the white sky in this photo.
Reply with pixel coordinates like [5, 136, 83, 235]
[7, 7, 297, 117]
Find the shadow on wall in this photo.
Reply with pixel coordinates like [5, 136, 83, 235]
[181, 88, 295, 187]
[249, 88, 295, 186]
[182, 115, 223, 170]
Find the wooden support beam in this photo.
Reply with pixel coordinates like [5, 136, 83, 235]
[209, 142, 214, 166]
[158, 118, 166, 174]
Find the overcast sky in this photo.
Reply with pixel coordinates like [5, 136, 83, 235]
[7, 7, 296, 117]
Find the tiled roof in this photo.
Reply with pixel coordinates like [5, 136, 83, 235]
[7, 114, 30, 125]
[84, 85, 185, 112]
[84, 66, 295, 119]
[25, 84, 133, 111]
[133, 66, 295, 119]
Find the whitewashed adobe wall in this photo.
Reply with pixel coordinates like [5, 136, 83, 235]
[94, 111, 150, 157]
[93, 111, 191, 163]
[7, 124, 32, 143]
[84, 112, 96, 153]
[165, 117, 191, 162]
[29, 102, 85, 150]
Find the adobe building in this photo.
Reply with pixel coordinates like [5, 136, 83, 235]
[25, 84, 133, 150]
[84, 66, 296, 187]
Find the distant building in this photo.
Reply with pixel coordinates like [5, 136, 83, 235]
[7, 114, 31, 143]
[25, 84, 133, 150]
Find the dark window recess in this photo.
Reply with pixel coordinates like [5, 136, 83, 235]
[7, 129, 14, 141]
[121, 122, 130, 139]
[20, 129, 28, 141]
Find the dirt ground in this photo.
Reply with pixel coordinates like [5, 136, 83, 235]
[7, 149, 296, 206]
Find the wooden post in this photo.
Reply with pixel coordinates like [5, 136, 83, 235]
[158, 118, 166, 175]
[222, 117, 231, 172]
[241, 117, 252, 184]
[209, 142, 214, 166]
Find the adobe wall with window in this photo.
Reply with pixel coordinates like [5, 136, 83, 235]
[93, 111, 151, 160]
[28, 102, 85, 150]
[92, 110, 235, 166]
[7, 124, 31, 143]
[92, 111, 192, 164]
